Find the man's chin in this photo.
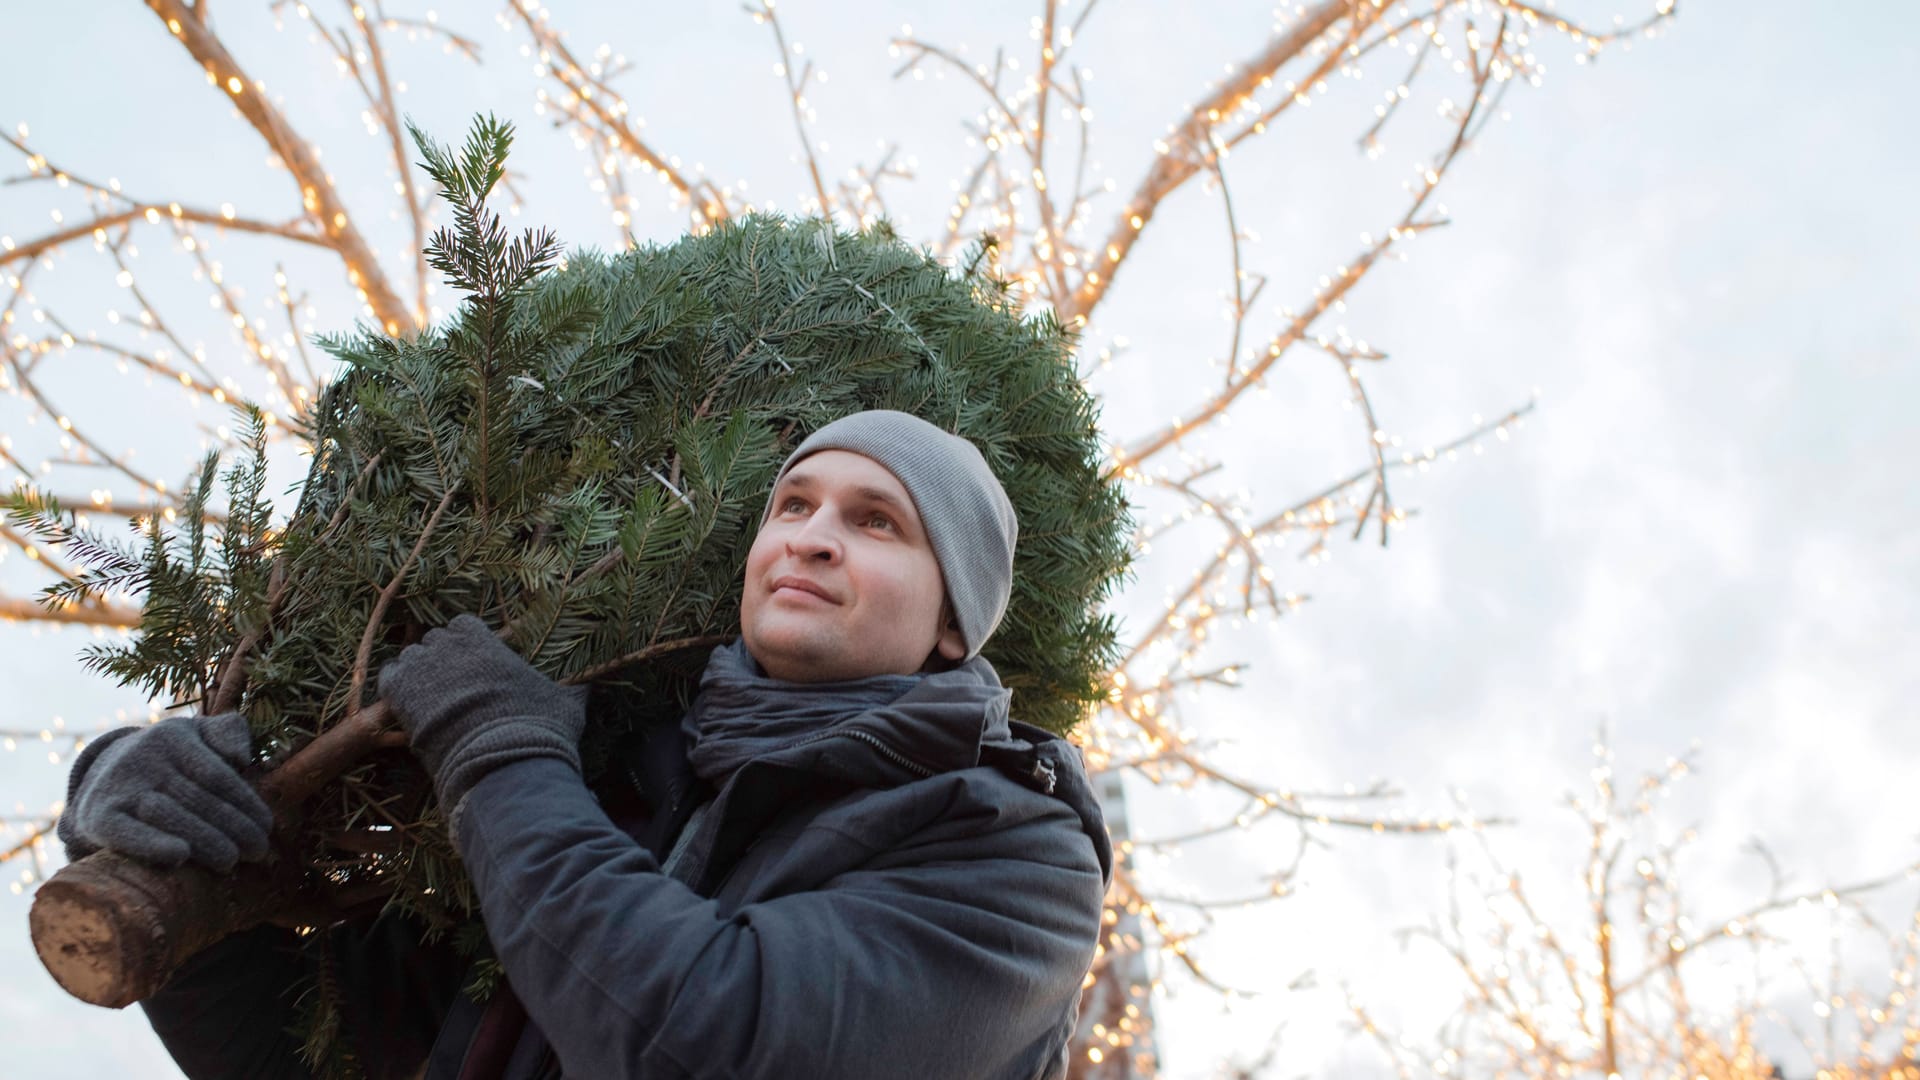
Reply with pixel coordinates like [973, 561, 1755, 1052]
[741, 628, 841, 682]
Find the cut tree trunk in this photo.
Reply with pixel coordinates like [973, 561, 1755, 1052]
[29, 703, 395, 1008]
[28, 850, 305, 1008]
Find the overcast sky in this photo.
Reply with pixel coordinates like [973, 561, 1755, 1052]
[2, 2, 1915, 1077]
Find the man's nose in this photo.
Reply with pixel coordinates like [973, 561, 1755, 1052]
[785, 513, 843, 561]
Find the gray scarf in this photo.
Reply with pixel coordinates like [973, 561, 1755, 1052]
[682, 638, 1011, 786]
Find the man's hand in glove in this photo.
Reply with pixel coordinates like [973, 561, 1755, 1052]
[57, 712, 273, 871]
[377, 614, 587, 832]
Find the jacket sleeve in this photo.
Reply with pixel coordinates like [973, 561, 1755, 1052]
[134, 909, 471, 1080]
[137, 923, 317, 1080]
[455, 757, 1106, 1080]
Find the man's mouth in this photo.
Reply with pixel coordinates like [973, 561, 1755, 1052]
[771, 576, 838, 603]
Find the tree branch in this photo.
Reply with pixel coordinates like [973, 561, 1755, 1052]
[1060, 0, 1353, 324]
[144, 0, 415, 334]
[509, 2, 733, 229]
[0, 593, 141, 627]
[749, 3, 833, 220]
[0, 204, 332, 268]
[346, 484, 458, 717]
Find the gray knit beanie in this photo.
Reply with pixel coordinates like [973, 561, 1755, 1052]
[762, 410, 1018, 660]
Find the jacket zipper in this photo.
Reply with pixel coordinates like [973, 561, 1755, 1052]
[788, 727, 936, 778]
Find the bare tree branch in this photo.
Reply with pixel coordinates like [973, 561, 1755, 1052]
[144, 0, 415, 333]
[0, 593, 141, 628]
[509, 2, 734, 231]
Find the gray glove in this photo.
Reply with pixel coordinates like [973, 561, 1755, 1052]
[377, 614, 587, 830]
[56, 713, 273, 871]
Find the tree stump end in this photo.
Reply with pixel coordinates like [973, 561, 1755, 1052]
[29, 859, 166, 1009]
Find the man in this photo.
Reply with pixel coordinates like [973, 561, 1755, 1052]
[57, 410, 1113, 1079]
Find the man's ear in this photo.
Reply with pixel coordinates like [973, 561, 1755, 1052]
[924, 600, 966, 669]
[933, 617, 967, 663]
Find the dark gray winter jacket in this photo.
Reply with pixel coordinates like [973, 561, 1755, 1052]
[96, 665, 1111, 1079]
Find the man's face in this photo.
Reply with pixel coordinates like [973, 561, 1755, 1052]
[740, 450, 966, 683]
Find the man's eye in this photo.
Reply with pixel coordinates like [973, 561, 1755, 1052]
[867, 515, 895, 532]
[780, 497, 809, 513]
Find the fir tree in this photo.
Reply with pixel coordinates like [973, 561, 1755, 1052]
[22, 116, 1130, 1075]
